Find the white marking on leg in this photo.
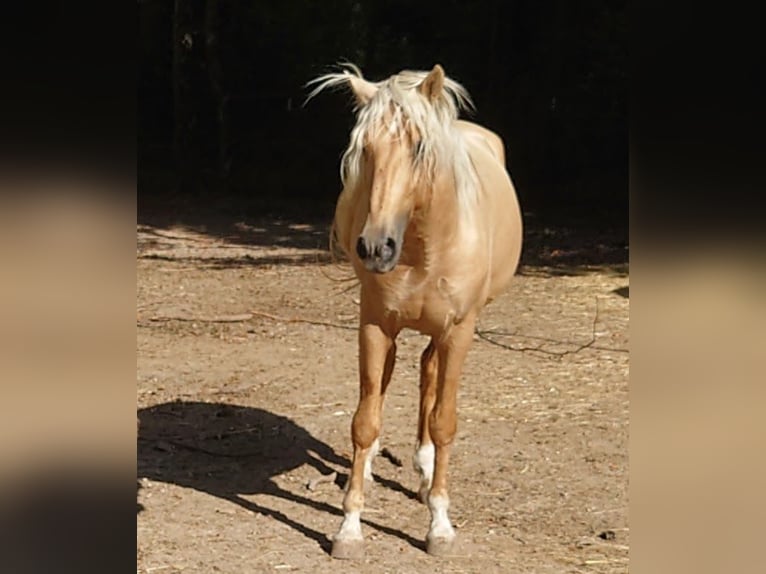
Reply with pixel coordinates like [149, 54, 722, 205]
[334, 510, 363, 542]
[427, 494, 456, 542]
[413, 442, 434, 498]
[363, 438, 380, 482]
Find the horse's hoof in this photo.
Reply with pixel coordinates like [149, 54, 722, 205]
[418, 487, 429, 504]
[331, 538, 364, 560]
[426, 535, 455, 557]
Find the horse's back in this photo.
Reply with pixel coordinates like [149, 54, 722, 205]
[455, 120, 506, 167]
[458, 120, 523, 301]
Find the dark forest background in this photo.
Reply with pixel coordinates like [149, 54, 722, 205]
[138, 0, 627, 257]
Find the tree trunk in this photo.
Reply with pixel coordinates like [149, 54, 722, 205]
[172, 0, 200, 192]
[205, 0, 230, 181]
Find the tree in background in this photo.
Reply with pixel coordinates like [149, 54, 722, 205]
[140, 0, 626, 220]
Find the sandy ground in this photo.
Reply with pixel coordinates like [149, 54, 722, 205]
[137, 217, 629, 573]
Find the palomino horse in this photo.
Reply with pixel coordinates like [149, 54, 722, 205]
[307, 64, 523, 558]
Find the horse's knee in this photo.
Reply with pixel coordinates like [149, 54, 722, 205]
[351, 412, 380, 448]
[428, 406, 456, 447]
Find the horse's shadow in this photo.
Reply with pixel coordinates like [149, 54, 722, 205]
[137, 401, 423, 554]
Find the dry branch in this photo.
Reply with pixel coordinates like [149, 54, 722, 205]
[475, 297, 627, 358]
[143, 299, 627, 359]
[139, 436, 268, 458]
[144, 309, 356, 330]
[149, 313, 254, 323]
[380, 447, 403, 467]
[249, 310, 356, 331]
[306, 471, 338, 491]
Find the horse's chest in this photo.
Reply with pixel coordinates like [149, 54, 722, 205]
[373, 273, 480, 333]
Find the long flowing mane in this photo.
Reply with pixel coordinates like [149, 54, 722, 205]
[307, 64, 479, 212]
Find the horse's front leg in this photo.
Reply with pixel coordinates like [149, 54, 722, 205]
[414, 340, 437, 503]
[332, 319, 395, 560]
[426, 316, 476, 556]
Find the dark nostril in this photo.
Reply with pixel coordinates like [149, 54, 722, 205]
[356, 237, 368, 260]
[379, 237, 396, 261]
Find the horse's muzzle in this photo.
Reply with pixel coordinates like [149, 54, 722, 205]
[356, 235, 399, 273]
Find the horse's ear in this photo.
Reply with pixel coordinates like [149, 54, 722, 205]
[348, 76, 378, 106]
[419, 64, 445, 102]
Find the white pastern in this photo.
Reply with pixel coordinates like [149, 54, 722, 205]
[363, 438, 380, 482]
[427, 494, 456, 542]
[413, 442, 435, 495]
[334, 511, 363, 542]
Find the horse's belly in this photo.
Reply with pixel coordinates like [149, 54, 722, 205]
[466, 130, 523, 299]
[485, 185, 523, 299]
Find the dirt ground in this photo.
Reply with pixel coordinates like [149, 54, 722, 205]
[137, 215, 629, 573]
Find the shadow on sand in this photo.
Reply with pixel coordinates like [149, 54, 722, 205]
[137, 401, 423, 555]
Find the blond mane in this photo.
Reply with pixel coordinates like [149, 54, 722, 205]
[306, 64, 479, 213]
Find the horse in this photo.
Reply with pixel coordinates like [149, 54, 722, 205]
[306, 63, 523, 558]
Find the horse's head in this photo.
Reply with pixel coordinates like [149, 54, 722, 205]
[308, 64, 472, 274]
[349, 65, 448, 273]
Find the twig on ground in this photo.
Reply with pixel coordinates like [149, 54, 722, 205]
[306, 471, 338, 491]
[144, 300, 627, 359]
[380, 447, 403, 467]
[139, 436, 267, 458]
[475, 297, 627, 358]
[144, 309, 356, 330]
[149, 313, 254, 323]
[249, 310, 356, 330]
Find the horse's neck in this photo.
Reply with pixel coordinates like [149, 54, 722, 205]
[405, 176, 462, 264]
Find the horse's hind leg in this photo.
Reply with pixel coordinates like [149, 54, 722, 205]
[332, 321, 395, 560]
[414, 339, 438, 503]
[426, 317, 476, 556]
